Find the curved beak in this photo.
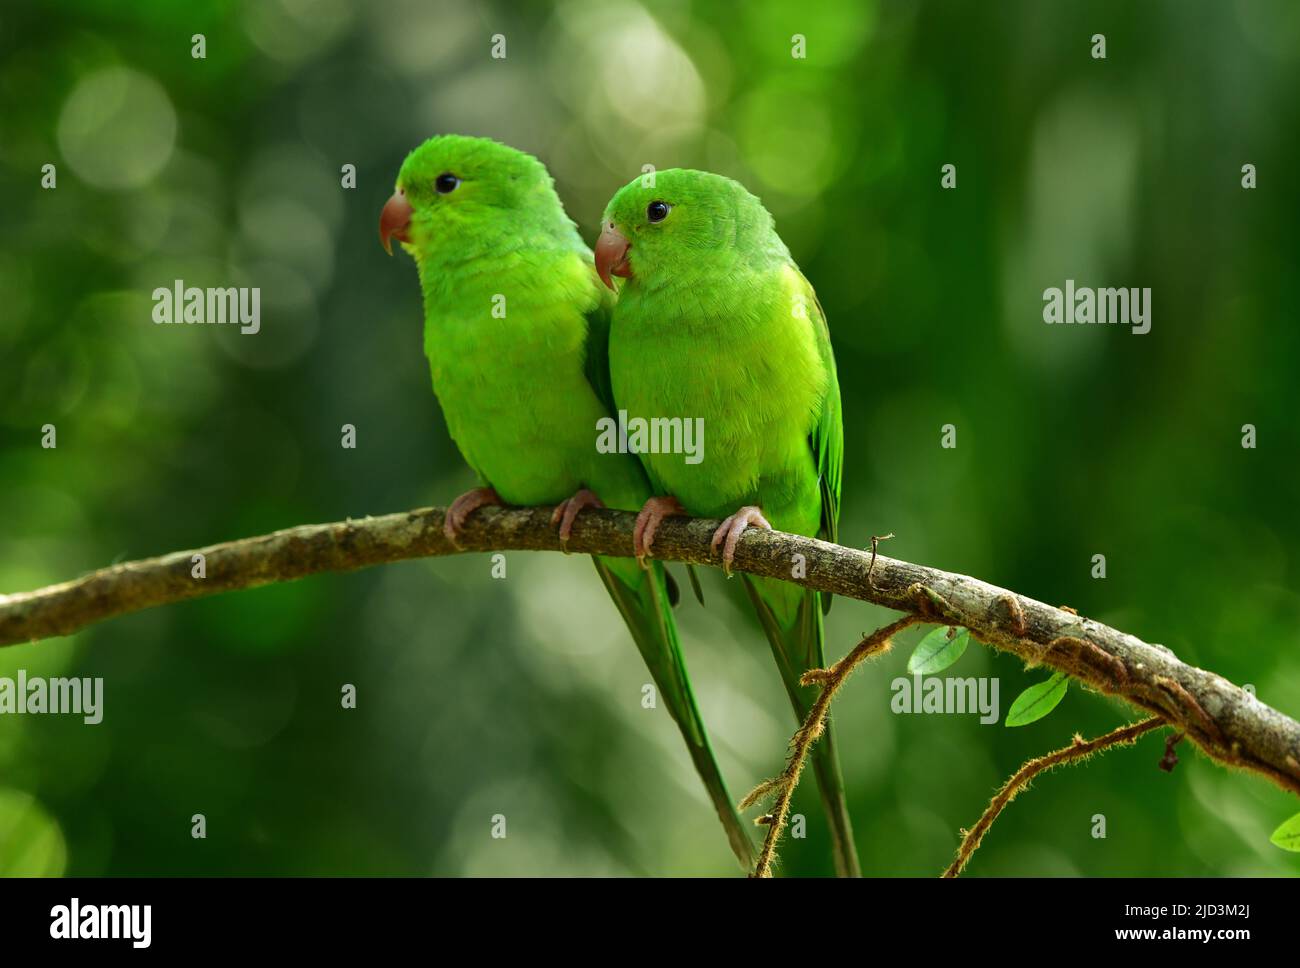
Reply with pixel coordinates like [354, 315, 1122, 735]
[594, 222, 632, 290]
[379, 189, 414, 255]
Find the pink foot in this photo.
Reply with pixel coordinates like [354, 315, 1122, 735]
[711, 506, 772, 575]
[550, 488, 604, 549]
[633, 496, 686, 566]
[444, 487, 503, 547]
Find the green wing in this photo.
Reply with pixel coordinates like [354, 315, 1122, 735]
[792, 268, 843, 617]
[581, 266, 619, 417]
[798, 269, 843, 549]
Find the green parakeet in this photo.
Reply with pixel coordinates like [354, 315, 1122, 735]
[595, 168, 859, 876]
[378, 136, 754, 869]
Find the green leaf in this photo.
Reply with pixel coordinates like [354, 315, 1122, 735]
[906, 626, 970, 675]
[1270, 812, 1300, 852]
[1005, 672, 1069, 727]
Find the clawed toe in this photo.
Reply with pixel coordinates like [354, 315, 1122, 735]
[633, 496, 685, 567]
[552, 488, 604, 550]
[443, 487, 503, 548]
[710, 506, 772, 575]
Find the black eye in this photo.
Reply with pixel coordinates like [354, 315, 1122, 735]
[435, 173, 460, 194]
[646, 200, 670, 223]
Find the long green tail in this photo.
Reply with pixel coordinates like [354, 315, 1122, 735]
[593, 556, 755, 870]
[741, 575, 861, 877]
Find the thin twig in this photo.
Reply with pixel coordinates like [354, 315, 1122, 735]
[942, 717, 1165, 878]
[741, 614, 921, 877]
[867, 532, 894, 590]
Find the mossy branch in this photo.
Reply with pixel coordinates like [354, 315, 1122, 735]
[1, 504, 1298, 801]
[942, 717, 1166, 878]
[741, 614, 918, 877]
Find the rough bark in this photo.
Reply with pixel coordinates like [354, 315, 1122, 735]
[2, 505, 1297, 798]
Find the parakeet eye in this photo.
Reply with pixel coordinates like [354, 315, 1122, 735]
[646, 201, 670, 223]
[435, 173, 461, 194]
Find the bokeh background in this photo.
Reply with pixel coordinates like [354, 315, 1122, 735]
[2, 0, 1298, 876]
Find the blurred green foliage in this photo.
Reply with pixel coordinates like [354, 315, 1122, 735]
[1, 0, 1298, 876]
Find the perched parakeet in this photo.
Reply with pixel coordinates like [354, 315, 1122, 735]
[595, 169, 859, 876]
[378, 136, 754, 869]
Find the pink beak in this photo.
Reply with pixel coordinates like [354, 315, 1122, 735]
[379, 189, 414, 254]
[594, 223, 632, 290]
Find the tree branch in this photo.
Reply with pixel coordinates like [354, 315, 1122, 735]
[741, 615, 916, 877]
[942, 717, 1166, 878]
[2, 505, 1298, 799]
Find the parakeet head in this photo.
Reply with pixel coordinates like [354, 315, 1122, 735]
[379, 135, 573, 258]
[594, 168, 785, 289]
